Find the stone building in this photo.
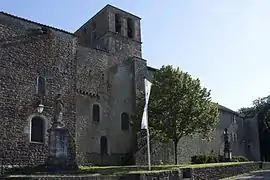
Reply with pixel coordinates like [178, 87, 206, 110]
[135, 104, 261, 165]
[0, 11, 78, 166]
[0, 4, 261, 166]
[176, 105, 261, 163]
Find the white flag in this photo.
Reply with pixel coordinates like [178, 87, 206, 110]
[144, 78, 152, 106]
[141, 78, 152, 129]
[141, 106, 148, 130]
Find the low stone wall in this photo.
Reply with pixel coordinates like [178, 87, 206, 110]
[191, 162, 261, 180]
[5, 171, 181, 180]
[4, 162, 270, 180]
[6, 175, 122, 180]
[261, 162, 270, 170]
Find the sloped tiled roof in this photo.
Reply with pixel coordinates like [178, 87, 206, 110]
[0, 11, 75, 36]
[147, 66, 157, 72]
[218, 104, 244, 117]
[218, 104, 236, 114]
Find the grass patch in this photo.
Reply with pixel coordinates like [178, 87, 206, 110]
[186, 161, 251, 168]
[79, 162, 251, 175]
[80, 164, 186, 175]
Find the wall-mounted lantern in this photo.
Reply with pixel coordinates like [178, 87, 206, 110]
[37, 103, 44, 114]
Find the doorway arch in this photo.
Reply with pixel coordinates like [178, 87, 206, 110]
[100, 136, 108, 155]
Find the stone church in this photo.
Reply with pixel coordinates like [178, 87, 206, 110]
[0, 4, 261, 166]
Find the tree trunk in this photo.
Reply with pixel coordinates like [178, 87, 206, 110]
[174, 140, 178, 165]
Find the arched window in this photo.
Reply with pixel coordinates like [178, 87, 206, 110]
[92, 104, 100, 122]
[31, 116, 45, 143]
[100, 136, 108, 155]
[121, 112, 129, 131]
[37, 76, 46, 97]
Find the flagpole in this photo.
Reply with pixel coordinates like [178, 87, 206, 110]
[141, 78, 152, 171]
[146, 121, 151, 171]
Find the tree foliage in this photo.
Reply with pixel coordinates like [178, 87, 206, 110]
[238, 95, 270, 161]
[238, 107, 255, 116]
[244, 96, 270, 130]
[135, 65, 219, 164]
[238, 96, 270, 129]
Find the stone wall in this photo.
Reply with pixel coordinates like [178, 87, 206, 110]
[76, 46, 110, 165]
[75, 5, 142, 58]
[75, 7, 109, 48]
[75, 46, 139, 165]
[0, 13, 77, 166]
[107, 5, 141, 43]
[4, 162, 270, 180]
[244, 115, 261, 160]
[1, 5, 145, 167]
[262, 162, 270, 169]
[6, 175, 122, 180]
[74, 5, 144, 166]
[191, 162, 261, 180]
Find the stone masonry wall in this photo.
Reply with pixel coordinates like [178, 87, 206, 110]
[107, 6, 141, 43]
[76, 46, 109, 165]
[76, 45, 137, 165]
[74, 5, 142, 58]
[5, 162, 270, 180]
[75, 8, 109, 48]
[75, 5, 143, 166]
[0, 13, 77, 166]
[191, 162, 261, 180]
[244, 115, 261, 160]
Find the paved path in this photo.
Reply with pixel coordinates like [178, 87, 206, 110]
[223, 170, 270, 180]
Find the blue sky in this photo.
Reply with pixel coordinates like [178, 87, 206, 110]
[2, 0, 270, 111]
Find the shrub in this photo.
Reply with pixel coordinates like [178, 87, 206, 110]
[232, 156, 249, 162]
[218, 155, 224, 162]
[191, 154, 248, 164]
[207, 155, 219, 163]
[191, 155, 218, 164]
[191, 155, 198, 164]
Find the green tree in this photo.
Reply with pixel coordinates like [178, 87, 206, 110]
[252, 96, 270, 130]
[238, 96, 270, 161]
[238, 96, 270, 130]
[135, 65, 219, 164]
[238, 107, 255, 116]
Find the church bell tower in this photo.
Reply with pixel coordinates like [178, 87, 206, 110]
[75, 4, 142, 58]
